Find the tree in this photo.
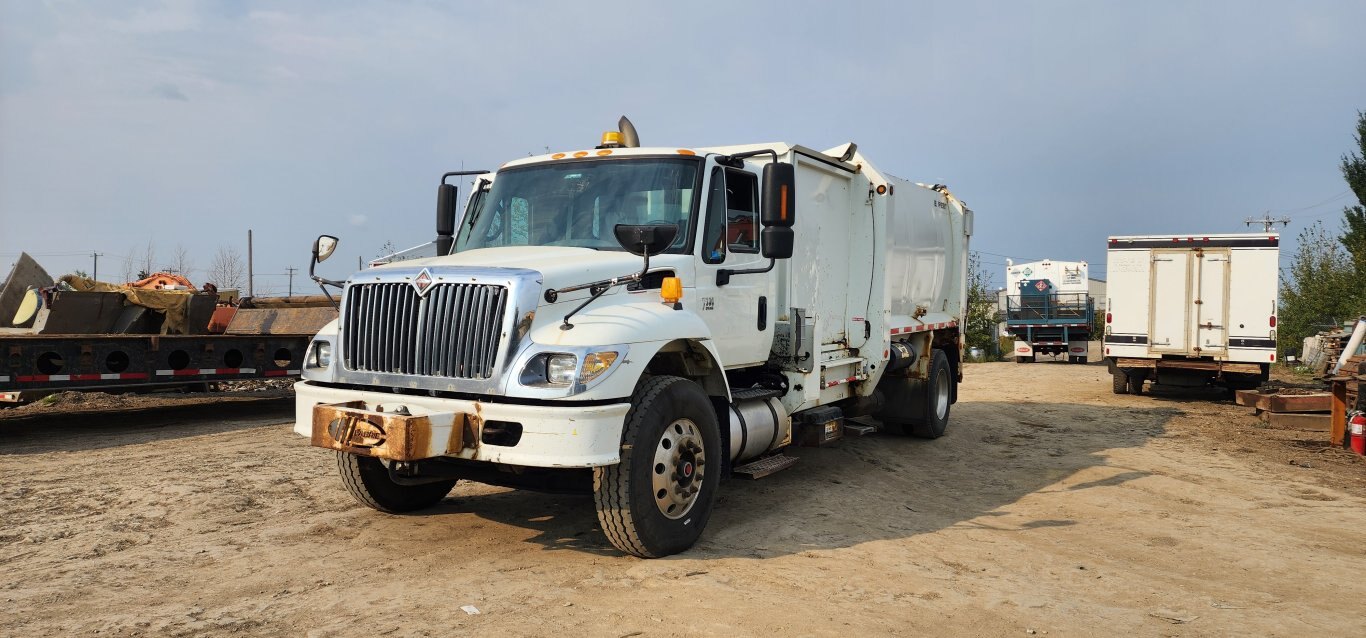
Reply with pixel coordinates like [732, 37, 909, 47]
[1340, 111, 1366, 287]
[135, 239, 156, 280]
[1278, 221, 1358, 353]
[164, 243, 194, 279]
[963, 252, 999, 357]
[206, 245, 246, 290]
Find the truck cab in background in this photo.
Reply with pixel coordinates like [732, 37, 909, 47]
[298, 120, 973, 557]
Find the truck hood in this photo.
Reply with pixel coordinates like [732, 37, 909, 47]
[368, 246, 651, 297]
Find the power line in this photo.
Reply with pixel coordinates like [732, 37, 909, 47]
[1269, 190, 1353, 214]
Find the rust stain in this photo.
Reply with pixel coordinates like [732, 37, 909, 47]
[516, 311, 535, 338]
[311, 401, 468, 462]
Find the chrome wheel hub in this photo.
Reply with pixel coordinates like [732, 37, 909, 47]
[651, 418, 706, 519]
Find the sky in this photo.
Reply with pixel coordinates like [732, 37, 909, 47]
[2, 0, 1364, 294]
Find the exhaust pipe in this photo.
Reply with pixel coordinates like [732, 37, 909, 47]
[618, 116, 640, 148]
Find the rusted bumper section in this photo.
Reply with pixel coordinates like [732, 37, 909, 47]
[311, 401, 472, 461]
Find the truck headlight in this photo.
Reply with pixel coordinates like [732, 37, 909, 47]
[546, 354, 577, 385]
[309, 341, 332, 368]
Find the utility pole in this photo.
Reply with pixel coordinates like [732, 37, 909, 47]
[90, 252, 103, 281]
[1245, 212, 1291, 232]
[286, 266, 297, 297]
[247, 229, 254, 297]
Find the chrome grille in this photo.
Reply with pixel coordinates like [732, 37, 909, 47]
[342, 282, 508, 379]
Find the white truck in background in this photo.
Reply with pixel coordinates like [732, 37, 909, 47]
[1103, 233, 1279, 394]
[298, 118, 973, 557]
[1002, 259, 1094, 363]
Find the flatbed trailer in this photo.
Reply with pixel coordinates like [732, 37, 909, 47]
[0, 333, 312, 396]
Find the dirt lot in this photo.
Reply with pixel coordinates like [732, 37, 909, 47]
[3, 359, 1364, 637]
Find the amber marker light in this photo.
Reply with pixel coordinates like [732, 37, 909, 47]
[581, 352, 619, 383]
[676, 149, 696, 156]
[661, 277, 683, 304]
[573, 151, 589, 158]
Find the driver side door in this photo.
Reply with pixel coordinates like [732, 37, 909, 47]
[694, 162, 774, 367]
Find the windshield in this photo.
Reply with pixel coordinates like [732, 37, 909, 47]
[454, 158, 700, 253]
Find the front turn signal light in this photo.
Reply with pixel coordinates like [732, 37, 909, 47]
[661, 277, 683, 304]
[581, 351, 618, 383]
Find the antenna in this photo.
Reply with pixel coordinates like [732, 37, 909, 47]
[1245, 212, 1290, 232]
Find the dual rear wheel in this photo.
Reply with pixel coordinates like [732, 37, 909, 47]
[880, 348, 954, 439]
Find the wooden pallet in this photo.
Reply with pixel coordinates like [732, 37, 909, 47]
[1235, 390, 1331, 413]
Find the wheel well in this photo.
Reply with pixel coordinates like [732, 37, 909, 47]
[642, 339, 728, 398]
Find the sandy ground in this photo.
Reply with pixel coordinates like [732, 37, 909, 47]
[3, 357, 1365, 637]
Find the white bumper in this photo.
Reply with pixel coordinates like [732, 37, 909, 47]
[294, 381, 630, 468]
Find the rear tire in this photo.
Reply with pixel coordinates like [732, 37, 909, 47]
[882, 349, 953, 438]
[594, 376, 721, 558]
[336, 452, 456, 513]
[1112, 371, 1129, 394]
[1128, 373, 1144, 395]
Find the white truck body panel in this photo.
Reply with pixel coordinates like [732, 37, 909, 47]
[1104, 233, 1278, 363]
[1005, 259, 1088, 296]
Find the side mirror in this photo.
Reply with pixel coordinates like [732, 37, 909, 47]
[614, 223, 679, 257]
[313, 235, 339, 263]
[761, 162, 795, 228]
[436, 183, 457, 255]
[761, 226, 794, 260]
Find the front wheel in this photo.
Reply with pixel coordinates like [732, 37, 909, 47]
[594, 376, 721, 558]
[336, 452, 457, 513]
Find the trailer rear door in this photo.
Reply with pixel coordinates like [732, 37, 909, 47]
[1192, 249, 1229, 354]
[1149, 250, 1189, 352]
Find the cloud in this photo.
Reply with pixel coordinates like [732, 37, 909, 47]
[151, 82, 188, 101]
[348, 214, 368, 226]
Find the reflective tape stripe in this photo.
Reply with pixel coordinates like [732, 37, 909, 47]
[155, 368, 258, 377]
[890, 320, 959, 336]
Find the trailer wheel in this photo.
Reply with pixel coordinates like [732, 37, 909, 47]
[335, 452, 456, 514]
[594, 376, 721, 558]
[1112, 371, 1129, 394]
[1127, 372, 1145, 395]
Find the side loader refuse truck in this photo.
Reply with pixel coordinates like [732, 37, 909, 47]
[297, 119, 973, 557]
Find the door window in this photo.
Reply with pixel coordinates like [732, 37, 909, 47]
[702, 167, 727, 264]
[724, 168, 759, 253]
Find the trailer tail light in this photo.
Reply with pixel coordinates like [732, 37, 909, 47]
[1105, 312, 1112, 324]
[1269, 315, 1276, 328]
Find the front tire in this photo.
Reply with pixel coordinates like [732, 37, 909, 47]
[594, 376, 721, 558]
[336, 452, 456, 513]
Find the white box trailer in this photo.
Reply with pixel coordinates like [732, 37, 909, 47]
[296, 120, 972, 557]
[1103, 233, 1279, 394]
[1002, 259, 1093, 363]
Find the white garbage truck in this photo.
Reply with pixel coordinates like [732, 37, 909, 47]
[297, 119, 973, 557]
[1103, 233, 1279, 394]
